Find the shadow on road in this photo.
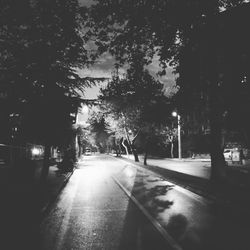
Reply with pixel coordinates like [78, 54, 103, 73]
[118, 196, 174, 250]
[116, 166, 176, 250]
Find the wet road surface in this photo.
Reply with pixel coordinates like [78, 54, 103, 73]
[39, 155, 172, 250]
[40, 154, 250, 250]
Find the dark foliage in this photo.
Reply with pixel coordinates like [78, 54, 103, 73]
[89, 0, 250, 181]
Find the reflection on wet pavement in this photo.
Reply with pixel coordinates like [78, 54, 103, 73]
[113, 163, 250, 250]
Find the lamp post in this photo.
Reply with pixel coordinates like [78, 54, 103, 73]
[172, 111, 182, 159]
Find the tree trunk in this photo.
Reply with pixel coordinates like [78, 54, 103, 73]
[207, 17, 226, 183]
[124, 128, 139, 162]
[40, 142, 51, 183]
[209, 86, 226, 183]
[170, 141, 174, 158]
[210, 119, 226, 182]
[131, 130, 140, 162]
[131, 142, 139, 162]
[115, 140, 121, 156]
[121, 137, 129, 155]
[115, 140, 119, 156]
[118, 142, 122, 156]
[144, 138, 151, 165]
[144, 149, 148, 165]
[115, 147, 119, 156]
[127, 137, 139, 162]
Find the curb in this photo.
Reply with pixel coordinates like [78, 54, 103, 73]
[112, 155, 213, 198]
[110, 156, 213, 200]
[115, 154, 211, 162]
[40, 167, 75, 219]
[165, 158, 211, 162]
[111, 155, 250, 214]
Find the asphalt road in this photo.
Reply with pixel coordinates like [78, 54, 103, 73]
[39, 154, 250, 250]
[39, 154, 171, 250]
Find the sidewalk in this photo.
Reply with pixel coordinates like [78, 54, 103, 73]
[120, 154, 250, 181]
[121, 154, 250, 175]
[38, 164, 75, 216]
[0, 159, 75, 250]
[114, 154, 250, 210]
[0, 160, 75, 217]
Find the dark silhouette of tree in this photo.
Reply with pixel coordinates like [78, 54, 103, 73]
[76, 125, 93, 156]
[88, 111, 110, 153]
[0, 0, 101, 181]
[89, 0, 249, 182]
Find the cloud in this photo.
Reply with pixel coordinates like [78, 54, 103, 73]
[90, 52, 116, 72]
[77, 51, 177, 99]
[146, 55, 178, 96]
[78, 0, 177, 97]
[78, 0, 95, 7]
[84, 85, 102, 99]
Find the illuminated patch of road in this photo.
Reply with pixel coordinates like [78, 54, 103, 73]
[112, 163, 214, 250]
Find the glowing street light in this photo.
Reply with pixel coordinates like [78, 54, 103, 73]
[31, 147, 40, 156]
[172, 111, 182, 159]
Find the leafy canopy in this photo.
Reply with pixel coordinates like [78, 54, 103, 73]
[0, 0, 104, 145]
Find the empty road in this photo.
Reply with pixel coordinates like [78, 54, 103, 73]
[39, 155, 172, 250]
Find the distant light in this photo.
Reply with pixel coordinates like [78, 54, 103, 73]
[82, 105, 89, 114]
[241, 76, 247, 84]
[172, 111, 178, 117]
[31, 147, 40, 156]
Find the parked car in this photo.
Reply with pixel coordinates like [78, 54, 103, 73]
[85, 148, 91, 155]
[223, 149, 232, 160]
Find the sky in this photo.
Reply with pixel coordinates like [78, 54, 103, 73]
[78, 53, 177, 100]
[76, 0, 177, 125]
[76, 54, 177, 126]
[76, 33, 177, 126]
[77, 0, 177, 100]
[79, 0, 94, 7]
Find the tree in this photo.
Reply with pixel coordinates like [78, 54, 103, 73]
[1, 0, 90, 97]
[76, 125, 91, 156]
[165, 127, 178, 158]
[104, 115, 124, 156]
[88, 110, 110, 153]
[89, 0, 249, 182]
[0, 0, 100, 181]
[99, 57, 172, 164]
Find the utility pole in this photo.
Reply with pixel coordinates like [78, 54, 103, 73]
[177, 114, 182, 159]
[172, 111, 182, 159]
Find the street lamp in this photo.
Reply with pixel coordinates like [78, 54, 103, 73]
[172, 111, 182, 159]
